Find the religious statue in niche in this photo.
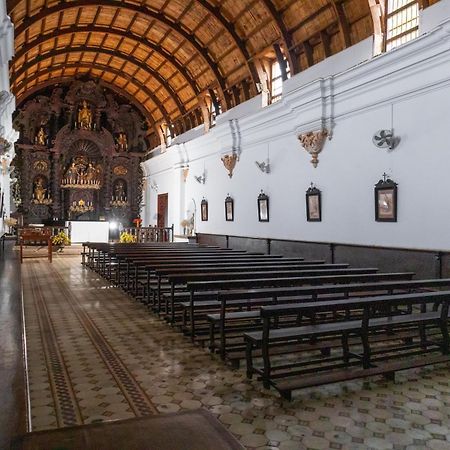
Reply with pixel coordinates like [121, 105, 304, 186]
[34, 177, 46, 202]
[66, 162, 78, 182]
[116, 131, 128, 151]
[78, 100, 93, 130]
[86, 163, 97, 183]
[35, 126, 47, 146]
[114, 180, 127, 201]
[111, 179, 128, 207]
[61, 156, 102, 189]
[32, 176, 52, 205]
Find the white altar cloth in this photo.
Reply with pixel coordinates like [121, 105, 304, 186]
[67, 221, 109, 243]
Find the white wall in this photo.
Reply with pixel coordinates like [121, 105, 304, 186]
[142, 3, 450, 251]
[0, 0, 18, 233]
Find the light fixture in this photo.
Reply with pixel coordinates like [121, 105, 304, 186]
[150, 181, 159, 192]
[194, 172, 206, 184]
[255, 159, 270, 174]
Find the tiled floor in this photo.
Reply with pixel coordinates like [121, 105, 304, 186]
[22, 255, 450, 449]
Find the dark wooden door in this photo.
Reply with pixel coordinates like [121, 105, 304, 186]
[157, 193, 168, 228]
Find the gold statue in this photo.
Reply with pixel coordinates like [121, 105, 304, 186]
[78, 100, 92, 130]
[116, 132, 128, 151]
[36, 127, 46, 145]
[33, 177, 47, 203]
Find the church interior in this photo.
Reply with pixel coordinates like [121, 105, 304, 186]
[2, 0, 450, 449]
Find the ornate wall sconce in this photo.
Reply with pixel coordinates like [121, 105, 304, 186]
[150, 181, 159, 192]
[298, 129, 329, 168]
[221, 153, 238, 178]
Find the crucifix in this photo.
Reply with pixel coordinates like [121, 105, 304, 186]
[382, 172, 390, 182]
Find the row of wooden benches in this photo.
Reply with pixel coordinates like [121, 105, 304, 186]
[82, 242, 450, 400]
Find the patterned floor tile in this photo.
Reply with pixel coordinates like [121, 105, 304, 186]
[21, 255, 450, 449]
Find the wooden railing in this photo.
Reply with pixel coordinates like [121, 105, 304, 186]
[122, 225, 174, 243]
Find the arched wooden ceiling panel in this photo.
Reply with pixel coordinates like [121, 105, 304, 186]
[11, 49, 186, 118]
[14, 63, 167, 123]
[8, 0, 435, 137]
[11, 31, 198, 108]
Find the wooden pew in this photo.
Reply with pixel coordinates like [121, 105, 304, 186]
[184, 272, 415, 340]
[153, 263, 348, 320]
[129, 255, 295, 304]
[243, 290, 450, 399]
[122, 255, 300, 292]
[162, 268, 378, 325]
[209, 278, 450, 364]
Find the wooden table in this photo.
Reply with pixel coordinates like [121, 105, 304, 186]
[19, 230, 52, 263]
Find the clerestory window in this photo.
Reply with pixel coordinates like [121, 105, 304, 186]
[270, 60, 290, 104]
[385, 0, 419, 51]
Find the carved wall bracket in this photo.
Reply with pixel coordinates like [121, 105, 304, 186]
[221, 153, 238, 178]
[0, 136, 11, 155]
[182, 166, 189, 183]
[298, 129, 330, 168]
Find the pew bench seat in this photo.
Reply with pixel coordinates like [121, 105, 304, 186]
[274, 354, 450, 400]
[243, 291, 450, 399]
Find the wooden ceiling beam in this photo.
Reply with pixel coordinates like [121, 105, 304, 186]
[13, 26, 200, 97]
[330, 0, 352, 48]
[320, 30, 331, 57]
[14, 0, 229, 108]
[289, 4, 331, 35]
[12, 46, 187, 115]
[195, 0, 260, 88]
[260, 0, 300, 74]
[14, 62, 171, 124]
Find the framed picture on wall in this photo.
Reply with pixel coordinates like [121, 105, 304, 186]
[257, 191, 269, 222]
[306, 184, 321, 222]
[375, 176, 397, 222]
[201, 198, 208, 221]
[225, 195, 234, 221]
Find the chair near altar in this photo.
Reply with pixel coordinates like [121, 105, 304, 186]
[19, 227, 52, 263]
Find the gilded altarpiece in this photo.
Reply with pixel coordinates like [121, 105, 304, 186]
[12, 80, 148, 225]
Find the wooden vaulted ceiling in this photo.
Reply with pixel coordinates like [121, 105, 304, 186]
[6, 0, 386, 133]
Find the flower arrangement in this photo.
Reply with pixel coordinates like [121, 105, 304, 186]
[52, 231, 71, 247]
[120, 231, 137, 243]
[133, 218, 142, 228]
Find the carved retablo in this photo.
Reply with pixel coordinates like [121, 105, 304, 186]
[13, 79, 147, 224]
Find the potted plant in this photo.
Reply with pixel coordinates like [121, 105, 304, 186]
[119, 231, 137, 243]
[51, 231, 71, 252]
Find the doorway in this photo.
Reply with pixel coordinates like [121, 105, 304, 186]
[157, 193, 168, 228]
